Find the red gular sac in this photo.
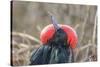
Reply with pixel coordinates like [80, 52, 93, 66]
[40, 24, 78, 49]
[30, 15, 78, 65]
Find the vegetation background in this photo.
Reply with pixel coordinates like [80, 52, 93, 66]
[11, 1, 97, 66]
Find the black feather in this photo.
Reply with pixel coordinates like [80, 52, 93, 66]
[30, 28, 74, 65]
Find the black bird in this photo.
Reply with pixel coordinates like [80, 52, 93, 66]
[30, 15, 78, 65]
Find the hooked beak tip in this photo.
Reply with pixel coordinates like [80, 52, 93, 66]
[48, 12, 60, 30]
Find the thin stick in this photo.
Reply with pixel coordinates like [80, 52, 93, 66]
[79, 7, 90, 43]
[12, 32, 41, 44]
[92, 11, 97, 44]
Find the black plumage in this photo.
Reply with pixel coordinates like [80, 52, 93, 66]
[30, 28, 74, 65]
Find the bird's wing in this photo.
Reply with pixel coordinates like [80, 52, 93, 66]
[30, 45, 51, 65]
[30, 46, 44, 65]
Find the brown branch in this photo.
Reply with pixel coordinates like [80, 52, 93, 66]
[12, 32, 41, 44]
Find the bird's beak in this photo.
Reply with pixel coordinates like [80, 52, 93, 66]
[48, 12, 60, 31]
[51, 15, 60, 30]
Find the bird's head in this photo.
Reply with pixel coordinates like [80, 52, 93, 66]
[40, 15, 78, 49]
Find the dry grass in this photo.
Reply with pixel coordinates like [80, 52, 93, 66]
[11, 32, 41, 66]
[11, 26, 97, 65]
[11, 2, 97, 66]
